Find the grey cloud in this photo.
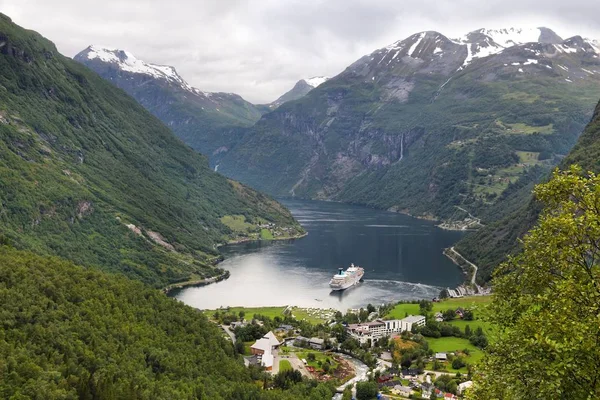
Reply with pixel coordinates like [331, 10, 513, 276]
[1, 0, 599, 103]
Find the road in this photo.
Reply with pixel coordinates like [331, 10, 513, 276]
[220, 325, 236, 342]
[286, 353, 312, 378]
[449, 247, 478, 285]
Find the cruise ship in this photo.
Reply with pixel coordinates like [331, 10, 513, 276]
[329, 264, 364, 291]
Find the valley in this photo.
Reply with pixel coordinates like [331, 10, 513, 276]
[2, 3, 600, 399]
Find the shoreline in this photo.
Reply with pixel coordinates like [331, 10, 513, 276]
[216, 231, 308, 248]
[164, 231, 308, 294]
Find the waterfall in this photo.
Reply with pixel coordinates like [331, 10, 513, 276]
[399, 134, 404, 161]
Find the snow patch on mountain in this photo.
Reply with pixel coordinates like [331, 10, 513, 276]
[305, 76, 329, 88]
[408, 32, 426, 58]
[476, 28, 542, 48]
[455, 27, 547, 66]
[84, 45, 201, 94]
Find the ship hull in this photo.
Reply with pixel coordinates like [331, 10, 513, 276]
[329, 271, 364, 291]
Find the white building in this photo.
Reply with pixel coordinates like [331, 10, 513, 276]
[401, 315, 426, 330]
[346, 315, 426, 344]
[250, 331, 281, 370]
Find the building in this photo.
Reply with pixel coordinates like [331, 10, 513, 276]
[250, 338, 271, 356]
[401, 315, 426, 330]
[392, 385, 412, 397]
[263, 331, 282, 349]
[249, 331, 281, 371]
[294, 335, 309, 347]
[346, 315, 426, 344]
[346, 320, 386, 344]
[435, 353, 448, 361]
[308, 337, 325, 350]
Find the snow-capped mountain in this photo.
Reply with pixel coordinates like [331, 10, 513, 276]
[343, 27, 599, 92]
[82, 45, 199, 93]
[75, 45, 266, 158]
[269, 76, 330, 108]
[216, 26, 600, 240]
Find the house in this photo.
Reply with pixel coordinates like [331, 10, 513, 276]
[455, 308, 464, 319]
[457, 381, 473, 395]
[377, 374, 393, 383]
[392, 385, 412, 397]
[434, 312, 444, 322]
[401, 368, 419, 376]
[308, 337, 325, 350]
[435, 353, 447, 361]
[294, 336, 309, 347]
[444, 393, 457, 400]
[230, 321, 246, 329]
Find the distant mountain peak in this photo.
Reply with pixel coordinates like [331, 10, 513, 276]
[77, 45, 201, 94]
[269, 76, 330, 107]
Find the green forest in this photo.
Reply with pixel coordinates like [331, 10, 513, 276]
[0, 246, 334, 399]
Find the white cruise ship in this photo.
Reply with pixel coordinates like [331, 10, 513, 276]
[329, 264, 364, 291]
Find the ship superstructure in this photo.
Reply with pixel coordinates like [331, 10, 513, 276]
[329, 263, 364, 291]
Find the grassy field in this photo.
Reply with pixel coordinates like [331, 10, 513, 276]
[260, 228, 274, 239]
[206, 306, 334, 325]
[206, 306, 287, 320]
[385, 303, 421, 319]
[386, 296, 492, 320]
[295, 350, 338, 371]
[243, 341, 254, 356]
[220, 215, 255, 232]
[446, 318, 492, 333]
[515, 150, 540, 164]
[279, 359, 292, 372]
[426, 336, 484, 372]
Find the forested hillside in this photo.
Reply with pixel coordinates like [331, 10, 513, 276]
[217, 29, 600, 224]
[0, 246, 334, 399]
[456, 99, 600, 281]
[0, 13, 302, 288]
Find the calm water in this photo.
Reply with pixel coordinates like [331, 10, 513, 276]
[172, 199, 466, 310]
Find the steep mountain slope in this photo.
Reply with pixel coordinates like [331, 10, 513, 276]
[0, 13, 302, 288]
[74, 46, 266, 158]
[0, 246, 334, 399]
[218, 27, 600, 223]
[456, 98, 600, 282]
[270, 76, 330, 108]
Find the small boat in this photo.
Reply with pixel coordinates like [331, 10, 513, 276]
[329, 263, 364, 291]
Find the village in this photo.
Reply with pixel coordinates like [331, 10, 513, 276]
[208, 296, 490, 399]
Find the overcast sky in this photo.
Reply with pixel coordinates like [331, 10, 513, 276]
[2, 0, 600, 103]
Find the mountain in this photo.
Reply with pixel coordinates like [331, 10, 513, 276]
[216, 27, 600, 226]
[270, 76, 330, 107]
[455, 98, 600, 282]
[74, 45, 267, 158]
[0, 13, 302, 288]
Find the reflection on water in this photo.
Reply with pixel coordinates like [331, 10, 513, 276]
[173, 199, 466, 310]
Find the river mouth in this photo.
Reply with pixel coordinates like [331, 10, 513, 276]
[172, 199, 466, 311]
